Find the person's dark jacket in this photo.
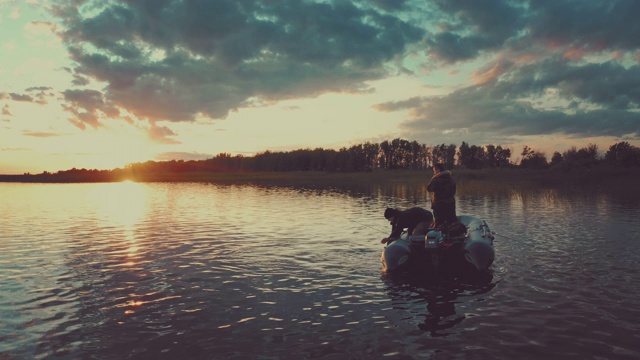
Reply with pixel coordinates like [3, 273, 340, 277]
[388, 207, 433, 239]
[427, 170, 456, 207]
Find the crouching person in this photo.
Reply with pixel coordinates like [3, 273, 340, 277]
[381, 207, 434, 245]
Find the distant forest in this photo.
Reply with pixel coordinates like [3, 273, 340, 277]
[10, 139, 640, 181]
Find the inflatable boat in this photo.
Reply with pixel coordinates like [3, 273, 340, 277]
[381, 215, 495, 273]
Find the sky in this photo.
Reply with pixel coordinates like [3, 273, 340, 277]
[1, 0, 639, 174]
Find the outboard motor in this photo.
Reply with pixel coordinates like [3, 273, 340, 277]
[424, 230, 444, 268]
[425, 230, 443, 249]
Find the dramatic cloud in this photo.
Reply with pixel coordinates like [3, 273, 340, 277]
[62, 89, 120, 129]
[526, 1, 640, 52]
[146, 123, 180, 144]
[41, 0, 640, 145]
[377, 0, 640, 144]
[425, 0, 526, 63]
[378, 58, 640, 142]
[52, 0, 424, 124]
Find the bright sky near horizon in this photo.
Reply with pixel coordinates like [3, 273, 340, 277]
[1, 0, 639, 174]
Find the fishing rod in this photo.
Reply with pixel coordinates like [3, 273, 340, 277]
[492, 232, 508, 239]
[491, 230, 519, 242]
[350, 219, 388, 235]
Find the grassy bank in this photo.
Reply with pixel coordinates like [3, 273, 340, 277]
[130, 166, 640, 198]
[2, 166, 639, 198]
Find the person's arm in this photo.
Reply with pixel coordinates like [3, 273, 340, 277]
[388, 223, 403, 239]
[382, 218, 403, 244]
[427, 176, 439, 192]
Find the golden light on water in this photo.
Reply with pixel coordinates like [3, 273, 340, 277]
[90, 181, 148, 228]
[84, 181, 151, 271]
[127, 246, 139, 257]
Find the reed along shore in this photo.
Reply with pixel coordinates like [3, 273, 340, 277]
[3, 166, 638, 199]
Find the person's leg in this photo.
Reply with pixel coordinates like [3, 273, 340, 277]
[432, 205, 442, 229]
[412, 221, 429, 235]
[424, 211, 434, 230]
[444, 202, 457, 224]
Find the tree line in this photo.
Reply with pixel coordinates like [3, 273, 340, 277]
[117, 139, 639, 175]
[10, 139, 636, 180]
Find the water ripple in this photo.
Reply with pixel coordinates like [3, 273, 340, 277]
[1, 183, 639, 359]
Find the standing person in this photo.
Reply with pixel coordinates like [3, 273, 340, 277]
[427, 163, 457, 229]
[381, 207, 433, 245]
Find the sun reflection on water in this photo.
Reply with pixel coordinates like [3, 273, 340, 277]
[89, 181, 149, 230]
[88, 181, 150, 272]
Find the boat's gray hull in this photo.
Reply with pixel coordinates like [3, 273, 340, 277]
[381, 215, 495, 273]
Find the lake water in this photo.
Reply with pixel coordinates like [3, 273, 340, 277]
[1, 181, 639, 359]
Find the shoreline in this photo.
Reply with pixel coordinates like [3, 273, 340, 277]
[2, 167, 639, 198]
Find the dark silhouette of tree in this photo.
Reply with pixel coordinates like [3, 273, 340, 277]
[445, 144, 457, 169]
[429, 143, 456, 169]
[550, 151, 563, 167]
[560, 143, 600, 169]
[12, 138, 640, 184]
[485, 144, 498, 168]
[457, 143, 512, 169]
[408, 140, 424, 169]
[379, 140, 392, 170]
[390, 138, 403, 169]
[457, 141, 471, 168]
[520, 146, 548, 169]
[605, 142, 640, 167]
[362, 142, 380, 171]
[485, 144, 511, 168]
[457, 142, 485, 169]
[468, 145, 485, 170]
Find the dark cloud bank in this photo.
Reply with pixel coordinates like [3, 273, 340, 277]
[22, 0, 640, 144]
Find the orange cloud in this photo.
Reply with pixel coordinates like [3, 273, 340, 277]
[472, 60, 510, 85]
[563, 47, 590, 61]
